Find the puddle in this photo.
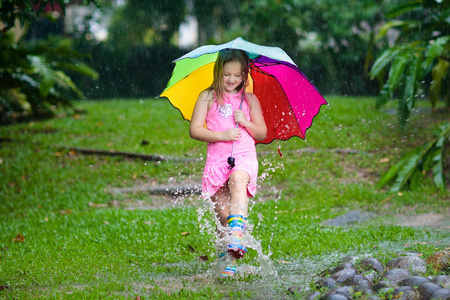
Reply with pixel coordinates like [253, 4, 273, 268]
[129, 251, 372, 298]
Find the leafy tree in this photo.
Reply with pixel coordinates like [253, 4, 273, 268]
[369, 0, 449, 125]
[371, 0, 449, 192]
[378, 123, 449, 192]
[0, 0, 98, 124]
[192, 0, 242, 45]
[0, 0, 98, 34]
[235, 0, 388, 95]
[107, 0, 185, 49]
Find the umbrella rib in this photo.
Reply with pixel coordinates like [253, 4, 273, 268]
[250, 62, 277, 78]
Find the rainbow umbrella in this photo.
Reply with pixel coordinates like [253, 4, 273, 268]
[160, 37, 327, 145]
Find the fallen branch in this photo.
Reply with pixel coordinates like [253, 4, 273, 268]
[109, 184, 202, 197]
[68, 147, 200, 163]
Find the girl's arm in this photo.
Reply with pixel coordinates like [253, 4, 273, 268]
[189, 92, 241, 143]
[234, 93, 267, 141]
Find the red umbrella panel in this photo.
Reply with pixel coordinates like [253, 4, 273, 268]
[250, 56, 327, 144]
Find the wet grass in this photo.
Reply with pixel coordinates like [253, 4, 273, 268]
[0, 96, 449, 299]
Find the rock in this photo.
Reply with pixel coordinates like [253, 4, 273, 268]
[374, 280, 396, 292]
[418, 282, 444, 300]
[330, 268, 356, 284]
[397, 251, 422, 257]
[287, 285, 311, 295]
[383, 268, 412, 284]
[305, 291, 321, 300]
[337, 255, 370, 265]
[333, 286, 355, 298]
[316, 277, 338, 289]
[320, 287, 355, 300]
[386, 256, 427, 274]
[432, 288, 450, 300]
[359, 258, 385, 274]
[363, 271, 379, 283]
[320, 293, 349, 300]
[426, 251, 450, 273]
[356, 279, 373, 294]
[320, 262, 354, 276]
[398, 276, 432, 287]
[391, 286, 420, 300]
[343, 274, 364, 285]
[434, 275, 450, 288]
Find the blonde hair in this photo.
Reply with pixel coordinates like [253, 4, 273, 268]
[206, 49, 250, 105]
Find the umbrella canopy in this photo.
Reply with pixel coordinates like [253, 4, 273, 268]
[160, 37, 327, 144]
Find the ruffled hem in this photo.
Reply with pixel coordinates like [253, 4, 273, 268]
[202, 152, 258, 199]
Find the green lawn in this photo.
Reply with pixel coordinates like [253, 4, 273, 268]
[0, 96, 448, 299]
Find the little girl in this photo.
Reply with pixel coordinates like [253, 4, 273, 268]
[189, 49, 267, 277]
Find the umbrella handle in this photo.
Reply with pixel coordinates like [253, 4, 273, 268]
[227, 92, 245, 170]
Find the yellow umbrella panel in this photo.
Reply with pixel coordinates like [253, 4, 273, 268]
[161, 62, 214, 120]
[161, 63, 254, 121]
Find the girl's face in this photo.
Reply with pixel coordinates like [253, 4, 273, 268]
[223, 61, 243, 93]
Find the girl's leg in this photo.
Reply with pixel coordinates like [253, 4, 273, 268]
[228, 171, 250, 216]
[211, 170, 250, 227]
[212, 186, 237, 277]
[212, 185, 231, 238]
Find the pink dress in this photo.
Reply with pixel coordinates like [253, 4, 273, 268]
[202, 90, 258, 199]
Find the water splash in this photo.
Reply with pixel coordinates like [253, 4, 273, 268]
[193, 196, 277, 280]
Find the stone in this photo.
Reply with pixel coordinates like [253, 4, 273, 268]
[391, 286, 420, 300]
[383, 268, 412, 284]
[320, 262, 355, 276]
[363, 271, 379, 283]
[359, 257, 385, 274]
[343, 274, 364, 285]
[397, 251, 422, 257]
[426, 251, 450, 273]
[305, 291, 321, 300]
[337, 255, 371, 265]
[316, 277, 337, 289]
[418, 282, 444, 300]
[356, 279, 373, 293]
[287, 285, 311, 295]
[387, 256, 427, 274]
[330, 268, 357, 284]
[321, 293, 349, 300]
[374, 280, 396, 292]
[434, 275, 450, 288]
[432, 288, 450, 300]
[398, 276, 432, 287]
[333, 286, 355, 298]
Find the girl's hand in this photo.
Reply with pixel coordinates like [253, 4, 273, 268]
[234, 110, 249, 127]
[221, 128, 241, 141]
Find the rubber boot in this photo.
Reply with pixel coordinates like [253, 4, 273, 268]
[227, 214, 247, 259]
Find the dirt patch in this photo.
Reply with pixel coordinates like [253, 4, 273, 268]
[108, 178, 283, 210]
[395, 212, 450, 229]
[322, 209, 377, 226]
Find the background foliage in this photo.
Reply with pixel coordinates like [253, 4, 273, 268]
[0, 0, 98, 124]
[74, 0, 400, 98]
[369, 0, 449, 125]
